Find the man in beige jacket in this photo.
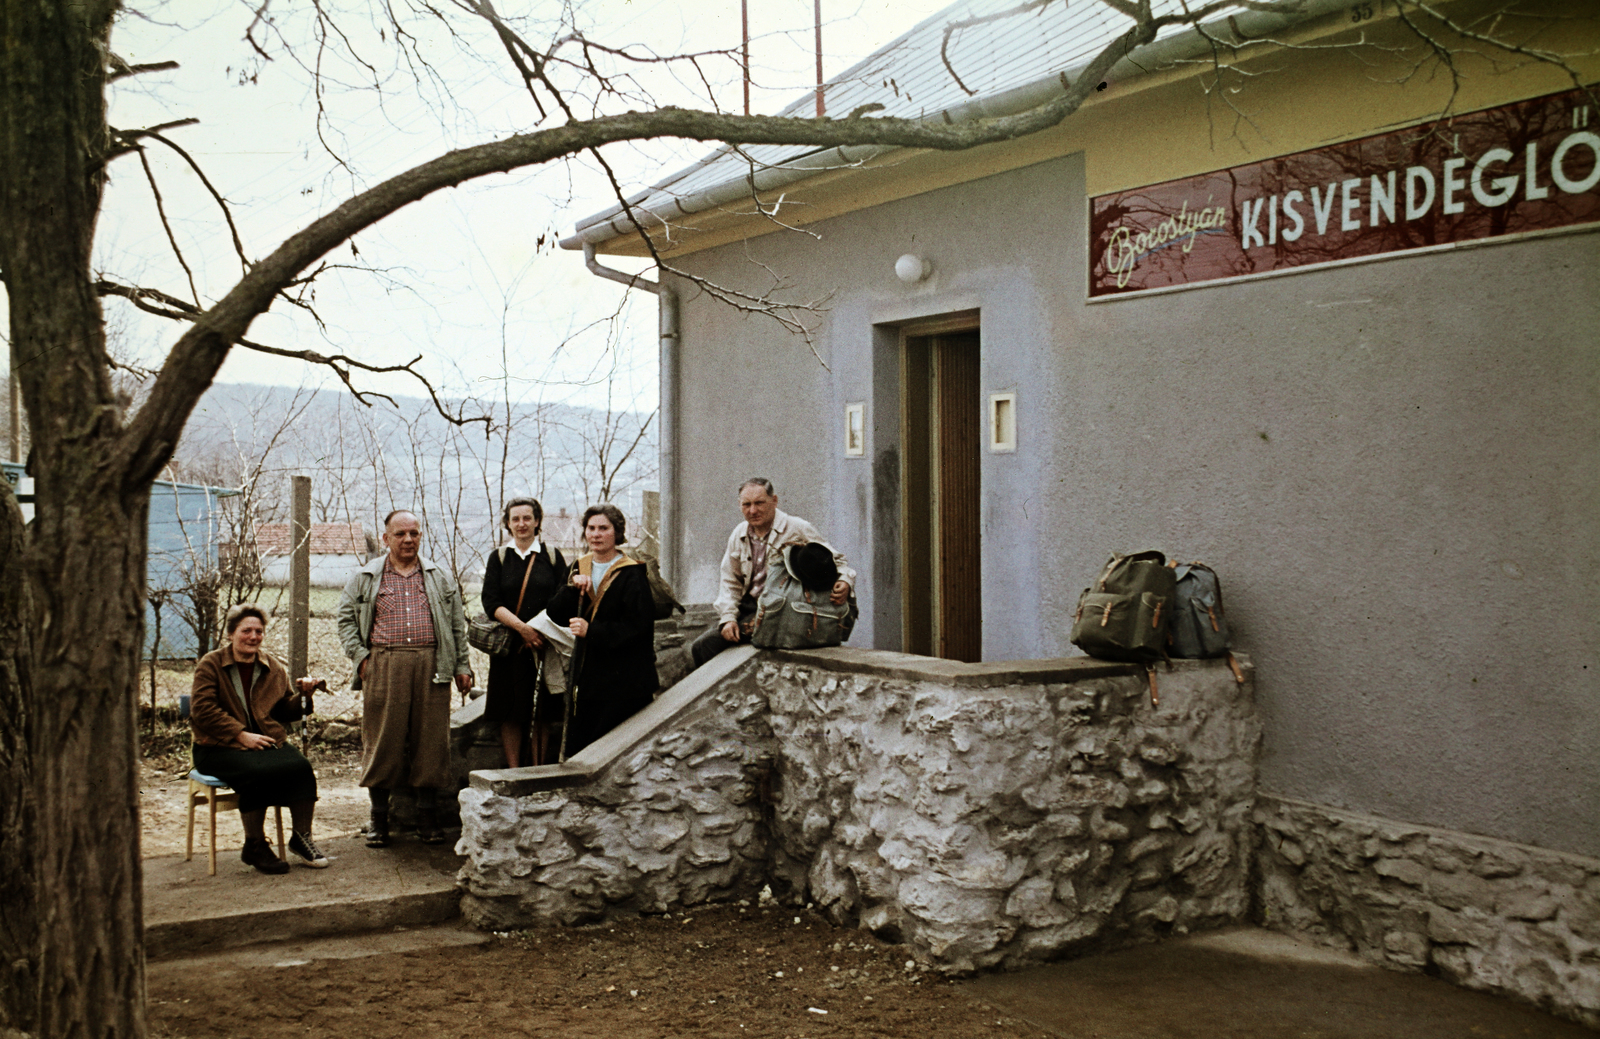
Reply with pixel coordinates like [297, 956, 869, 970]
[689, 478, 855, 668]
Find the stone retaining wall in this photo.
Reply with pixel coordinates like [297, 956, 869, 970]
[456, 647, 1261, 972]
[1256, 794, 1600, 1029]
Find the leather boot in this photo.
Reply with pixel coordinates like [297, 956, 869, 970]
[365, 788, 391, 848]
[242, 837, 290, 875]
[417, 787, 445, 845]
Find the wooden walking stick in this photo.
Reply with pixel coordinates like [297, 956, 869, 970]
[557, 635, 585, 763]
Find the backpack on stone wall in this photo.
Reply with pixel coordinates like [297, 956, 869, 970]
[1070, 550, 1175, 665]
[1167, 561, 1230, 658]
[1167, 560, 1245, 684]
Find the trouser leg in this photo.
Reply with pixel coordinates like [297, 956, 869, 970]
[408, 676, 453, 790]
[361, 646, 438, 789]
[691, 625, 728, 668]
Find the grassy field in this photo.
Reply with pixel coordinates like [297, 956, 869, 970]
[256, 585, 347, 617]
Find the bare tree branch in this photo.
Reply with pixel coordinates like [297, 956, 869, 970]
[134, 147, 200, 306]
[106, 54, 180, 82]
[141, 131, 252, 273]
[92, 278, 489, 427]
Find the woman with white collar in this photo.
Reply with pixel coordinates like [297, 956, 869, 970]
[481, 497, 568, 767]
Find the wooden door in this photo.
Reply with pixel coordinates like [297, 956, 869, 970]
[902, 329, 982, 661]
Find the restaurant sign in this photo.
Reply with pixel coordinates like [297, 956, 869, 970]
[1089, 86, 1600, 298]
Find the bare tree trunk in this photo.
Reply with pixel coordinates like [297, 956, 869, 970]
[29, 485, 149, 1039]
[0, 480, 37, 1035]
[0, 0, 148, 1034]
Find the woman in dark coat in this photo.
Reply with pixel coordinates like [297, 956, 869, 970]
[190, 603, 327, 874]
[481, 497, 567, 767]
[543, 503, 658, 756]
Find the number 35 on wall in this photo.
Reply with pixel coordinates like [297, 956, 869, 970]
[1350, 2, 1376, 21]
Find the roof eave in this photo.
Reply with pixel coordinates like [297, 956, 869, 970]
[560, 0, 1351, 253]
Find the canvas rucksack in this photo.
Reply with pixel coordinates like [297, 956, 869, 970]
[1167, 561, 1230, 658]
[639, 553, 686, 620]
[751, 545, 858, 650]
[1070, 551, 1175, 665]
[1167, 560, 1245, 684]
[624, 550, 685, 621]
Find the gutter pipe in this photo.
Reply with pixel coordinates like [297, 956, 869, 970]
[560, 0, 1352, 250]
[582, 242, 681, 590]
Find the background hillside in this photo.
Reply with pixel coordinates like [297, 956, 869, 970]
[171, 381, 658, 585]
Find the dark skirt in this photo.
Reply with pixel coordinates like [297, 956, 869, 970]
[192, 743, 318, 813]
[482, 646, 561, 726]
[563, 685, 653, 757]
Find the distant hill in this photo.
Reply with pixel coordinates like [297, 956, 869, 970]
[170, 381, 657, 579]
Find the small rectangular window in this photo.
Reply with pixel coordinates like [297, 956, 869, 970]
[989, 393, 1016, 453]
[844, 402, 866, 456]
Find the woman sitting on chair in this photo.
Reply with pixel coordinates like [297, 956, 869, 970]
[190, 603, 328, 874]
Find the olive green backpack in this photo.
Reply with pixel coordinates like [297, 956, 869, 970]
[1070, 551, 1175, 665]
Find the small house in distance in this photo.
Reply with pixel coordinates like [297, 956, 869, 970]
[5, 461, 240, 657]
[252, 522, 377, 587]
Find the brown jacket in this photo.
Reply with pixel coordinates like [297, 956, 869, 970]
[190, 646, 302, 747]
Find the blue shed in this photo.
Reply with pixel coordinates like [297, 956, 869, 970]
[2, 461, 238, 658]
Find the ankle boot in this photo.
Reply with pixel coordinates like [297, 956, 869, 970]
[417, 787, 445, 845]
[365, 788, 391, 848]
[242, 837, 290, 875]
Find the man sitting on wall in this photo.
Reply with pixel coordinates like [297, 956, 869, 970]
[689, 477, 855, 668]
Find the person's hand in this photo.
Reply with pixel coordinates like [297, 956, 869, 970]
[295, 677, 327, 695]
[573, 574, 593, 593]
[830, 580, 850, 605]
[236, 732, 276, 751]
[569, 617, 589, 638]
[455, 673, 474, 695]
[720, 621, 740, 643]
[520, 624, 544, 650]
[358, 657, 368, 682]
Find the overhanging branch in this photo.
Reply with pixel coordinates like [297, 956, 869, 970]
[113, 12, 1159, 485]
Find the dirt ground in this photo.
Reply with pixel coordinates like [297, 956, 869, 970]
[147, 905, 1049, 1039]
[140, 616, 1045, 1039]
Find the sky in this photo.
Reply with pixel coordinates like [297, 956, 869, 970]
[66, 0, 962, 415]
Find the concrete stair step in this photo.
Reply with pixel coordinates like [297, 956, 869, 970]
[143, 834, 465, 961]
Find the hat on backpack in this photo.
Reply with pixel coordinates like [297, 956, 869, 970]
[789, 542, 839, 593]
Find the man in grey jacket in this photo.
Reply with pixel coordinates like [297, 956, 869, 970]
[689, 478, 855, 668]
[336, 509, 473, 846]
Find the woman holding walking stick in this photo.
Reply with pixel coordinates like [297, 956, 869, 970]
[543, 504, 658, 756]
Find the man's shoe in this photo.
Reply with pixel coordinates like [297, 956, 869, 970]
[417, 788, 446, 844]
[417, 807, 446, 845]
[364, 812, 390, 848]
[289, 829, 330, 868]
[241, 837, 290, 875]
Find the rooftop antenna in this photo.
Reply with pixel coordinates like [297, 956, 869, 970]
[814, 0, 824, 116]
[742, 0, 751, 115]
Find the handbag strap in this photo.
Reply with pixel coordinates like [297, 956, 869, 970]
[511, 545, 536, 615]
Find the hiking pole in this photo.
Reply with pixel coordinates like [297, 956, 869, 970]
[558, 635, 585, 764]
